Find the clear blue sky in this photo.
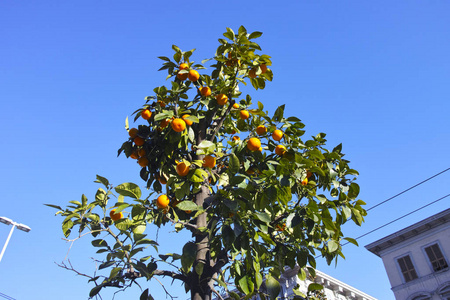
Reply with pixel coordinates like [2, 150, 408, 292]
[1, 1, 449, 299]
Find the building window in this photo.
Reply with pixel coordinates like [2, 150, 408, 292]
[424, 243, 448, 272]
[397, 255, 418, 282]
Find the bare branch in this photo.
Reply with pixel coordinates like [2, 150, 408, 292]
[153, 269, 188, 283]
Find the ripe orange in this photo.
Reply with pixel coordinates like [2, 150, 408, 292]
[176, 161, 190, 177]
[157, 174, 167, 185]
[258, 147, 263, 152]
[249, 68, 257, 78]
[276, 223, 286, 232]
[239, 110, 250, 120]
[275, 145, 287, 156]
[141, 109, 152, 120]
[134, 137, 145, 146]
[202, 155, 216, 168]
[233, 103, 239, 109]
[246, 168, 255, 175]
[171, 118, 186, 132]
[179, 63, 189, 70]
[200, 86, 211, 97]
[137, 148, 146, 157]
[110, 209, 123, 221]
[130, 150, 139, 159]
[138, 157, 149, 167]
[256, 125, 267, 136]
[272, 129, 284, 141]
[177, 72, 188, 81]
[216, 94, 228, 106]
[247, 137, 261, 151]
[260, 64, 267, 74]
[156, 194, 169, 209]
[158, 100, 166, 108]
[232, 136, 240, 141]
[160, 118, 170, 129]
[182, 114, 193, 126]
[188, 69, 200, 81]
[301, 178, 308, 186]
[128, 128, 138, 138]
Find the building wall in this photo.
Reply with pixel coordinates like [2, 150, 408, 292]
[376, 222, 450, 299]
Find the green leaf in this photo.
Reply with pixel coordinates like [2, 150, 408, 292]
[222, 225, 235, 247]
[197, 140, 215, 149]
[228, 153, 240, 175]
[181, 242, 196, 273]
[133, 224, 146, 235]
[115, 182, 141, 199]
[297, 268, 306, 281]
[92, 239, 108, 248]
[190, 169, 207, 183]
[176, 201, 200, 211]
[255, 212, 271, 224]
[308, 283, 324, 292]
[109, 267, 121, 279]
[266, 274, 281, 300]
[273, 105, 285, 122]
[95, 175, 110, 188]
[348, 182, 360, 199]
[328, 240, 339, 252]
[238, 275, 250, 295]
[45, 204, 62, 210]
[99, 261, 115, 269]
[89, 285, 103, 297]
[195, 261, 204, 276]
[343, 237, 358, 246]
[224, 27, 235, 40]
[248, 31, 263, 40]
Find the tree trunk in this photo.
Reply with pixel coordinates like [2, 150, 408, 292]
[189, 184, 214, 300]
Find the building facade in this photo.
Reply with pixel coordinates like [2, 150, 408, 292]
[365, 208, 450, 300]
[276, 266, 377, 300]
[218, 266, 377, 300]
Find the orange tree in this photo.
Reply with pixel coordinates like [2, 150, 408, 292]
[48, 26, 366, 300]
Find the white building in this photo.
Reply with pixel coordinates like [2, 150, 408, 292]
[365, 208, 450, 300]
[276, 266, 377, 300]
[218, 266, 377, 300]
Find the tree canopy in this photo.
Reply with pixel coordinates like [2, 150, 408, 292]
[48, 26, 367, 300]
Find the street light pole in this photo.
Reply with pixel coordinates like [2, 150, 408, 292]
[0, 217, 31, 263]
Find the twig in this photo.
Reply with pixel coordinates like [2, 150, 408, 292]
[153, 276, 176, 300]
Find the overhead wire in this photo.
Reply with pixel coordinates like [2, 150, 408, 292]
[0, 292, 15, 300]
[342, 192, 450, 247]
[313, 167, 450, 258]
[365, 167, 450, 212]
